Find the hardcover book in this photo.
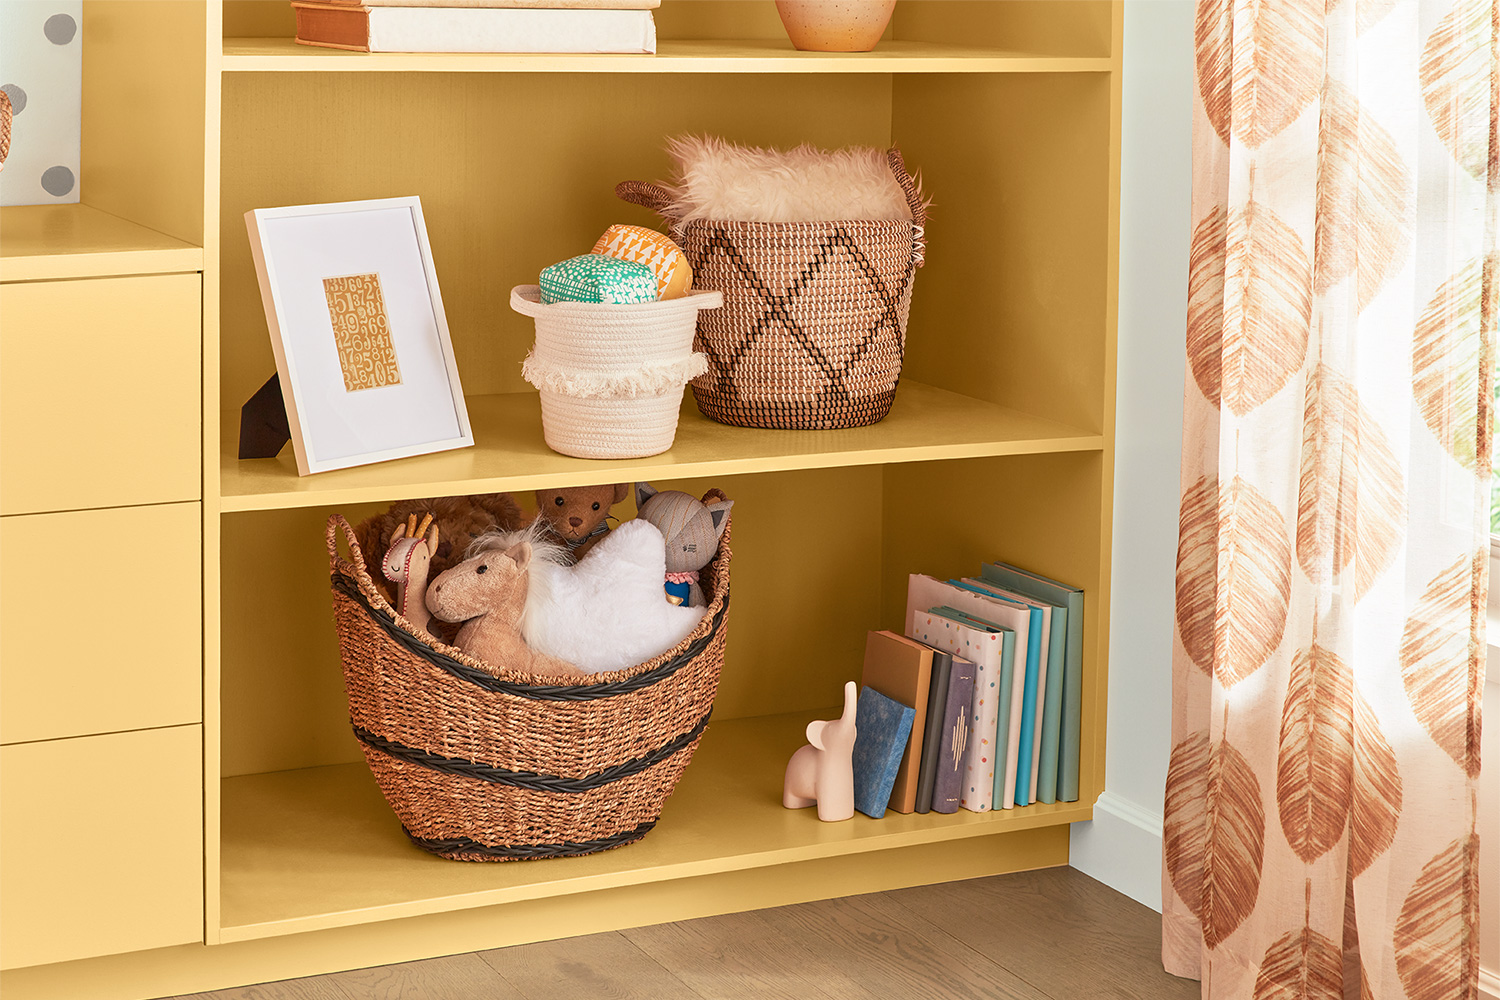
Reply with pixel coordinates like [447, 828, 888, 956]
[292, 2, 658, 53]
[932, 654, 976, 814]
[910, 646, 952, 814]
[965, 578, 1066, 805]
[851, 687, 916, 819]
[958, 579, 1053, 804]
[322, 0, 660, 7]
[906, 575, 1031, 808]
[859, 631, 934, 815]
[982, 562, 1084, 802]
[907, 606, 1005, 812]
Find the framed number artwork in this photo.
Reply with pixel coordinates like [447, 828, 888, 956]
[244, 196, 473, 475]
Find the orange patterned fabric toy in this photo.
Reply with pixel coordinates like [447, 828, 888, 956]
[592, 224, 693, 299]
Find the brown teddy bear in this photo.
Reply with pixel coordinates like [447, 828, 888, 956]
[354, 493, 525, 602]
[533, 484, 630, 561]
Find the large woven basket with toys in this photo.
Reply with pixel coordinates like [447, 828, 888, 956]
[326, 488, 732, 861]
[617, 140, 927, 431]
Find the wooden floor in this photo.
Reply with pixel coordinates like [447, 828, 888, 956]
[175, 867, 1198, 1000]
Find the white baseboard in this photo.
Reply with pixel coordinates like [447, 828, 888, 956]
[1068, 791, 1165, 912]
[1480, 965, 1499, 1000]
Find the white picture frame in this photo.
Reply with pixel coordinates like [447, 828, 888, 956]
[244, 197, 473, 476]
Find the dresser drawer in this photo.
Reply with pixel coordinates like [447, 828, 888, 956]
[1, 504, 201, 744]
[0, 726, 203, 968]
[0, 273, 201, 514]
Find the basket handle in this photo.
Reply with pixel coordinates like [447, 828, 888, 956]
[887, 146, 926, 269]
[327, 513, 368, 578]
[616, 180, 677, 219]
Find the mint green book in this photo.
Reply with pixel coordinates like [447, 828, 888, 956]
[962, 578, 1065, 805]
[982, 562, 1083, 803]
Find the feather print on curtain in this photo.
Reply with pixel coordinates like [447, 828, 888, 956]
[1163, 0, 1494, 996]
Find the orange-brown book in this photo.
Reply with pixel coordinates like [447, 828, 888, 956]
[859, 630, 935, 815]
[292, 2, 657, 53]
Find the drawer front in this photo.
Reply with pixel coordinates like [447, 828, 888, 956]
[1, 503, 202, 744]
[0, 274, 201, 514]
[0, 726, 203, 968]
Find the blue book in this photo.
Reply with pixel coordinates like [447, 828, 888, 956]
[982, 562, 1084, 803]
[962, 578, 1066, 806]
[851, 686, 916, 818]
[951, 581, 1043, 806]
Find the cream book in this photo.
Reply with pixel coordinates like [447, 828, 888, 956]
[325, 0, 659, 7]
[294, 3, 657, 53]
[906, 574, 1031, 809]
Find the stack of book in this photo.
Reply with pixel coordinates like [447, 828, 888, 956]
[849, 561, 1085, 818]
[293, 0, 660, 54]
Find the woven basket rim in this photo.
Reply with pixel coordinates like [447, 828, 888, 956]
[327, 488, 732, 691]
[510, 284, 723, 319]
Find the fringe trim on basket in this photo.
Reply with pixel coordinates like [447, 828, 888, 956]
[522, 352, 709, 399]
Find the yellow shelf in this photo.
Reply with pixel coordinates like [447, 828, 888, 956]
[220, 37, 1114, 74]
[0, 204, 203, 281]
[219, 709, 1091, 941]
[218, 380, 1103, 513]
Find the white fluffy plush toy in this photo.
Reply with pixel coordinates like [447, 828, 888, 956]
[520, 518, 706, 674]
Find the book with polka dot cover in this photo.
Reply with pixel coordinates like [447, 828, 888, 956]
[907, 607, 1007, 813]
[906, 575, 1033, 809]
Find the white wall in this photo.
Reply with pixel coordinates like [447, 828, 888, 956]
[1077, 10, 1499, 998]
[1068, 0, 1191, 911]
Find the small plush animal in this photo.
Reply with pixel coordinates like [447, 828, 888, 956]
[784, 681, 859, 822]
[355, 493, 525, 599]
[518, 519, 707, 674]
[424, 534, 587, 682]
[634, 483, 733, 607]
[533, 483, 629, 561]
[381, 512, 440, 637]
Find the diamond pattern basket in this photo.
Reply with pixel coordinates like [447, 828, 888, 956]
[617, 146, 926, 430]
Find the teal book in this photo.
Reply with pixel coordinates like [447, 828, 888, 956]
[952, 580, 1042, 807]
[982, 561, 1084, 803]
[987, 628, 1015, 809]
[962, 578, 1066, 806]
[851, 686, 916, 818]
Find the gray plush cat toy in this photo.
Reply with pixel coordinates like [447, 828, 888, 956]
[634, 483, 733, 607]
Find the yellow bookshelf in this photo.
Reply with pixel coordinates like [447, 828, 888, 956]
[0, 2, 1121, 997]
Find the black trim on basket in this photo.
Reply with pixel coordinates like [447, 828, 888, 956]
[331, 571, 727, 701]
[405, 819, 656, 860]
[353, 711, 711, 793]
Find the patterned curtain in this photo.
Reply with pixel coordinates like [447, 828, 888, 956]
[1162, 0, 1494, 997]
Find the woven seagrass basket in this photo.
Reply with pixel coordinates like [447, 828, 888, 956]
[617, 146, 926, 431]
[326, 491, 731, 861]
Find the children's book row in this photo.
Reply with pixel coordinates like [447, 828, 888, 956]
[850, 561, 1084, 818]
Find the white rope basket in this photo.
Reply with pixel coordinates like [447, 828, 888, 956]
[510, 285, 723, 459]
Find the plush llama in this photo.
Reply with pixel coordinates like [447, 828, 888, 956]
[381, 512, 440, 637]
[509, 518, 707, 674]
[633, 483, 732, 607]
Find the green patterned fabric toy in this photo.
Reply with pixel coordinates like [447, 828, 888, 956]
[540, 253, 659, 304]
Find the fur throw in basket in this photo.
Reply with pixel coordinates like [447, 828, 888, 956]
[660, 135, 928, 224]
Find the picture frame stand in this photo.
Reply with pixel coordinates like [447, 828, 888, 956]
[238, 372, 292, 460]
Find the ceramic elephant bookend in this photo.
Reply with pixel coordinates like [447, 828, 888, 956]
[783, 680, 858, 822]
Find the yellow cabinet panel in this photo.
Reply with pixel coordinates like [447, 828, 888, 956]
[1, 504, 202, 744]
[0, 726, 203, 969]
[0, 274, 201, 514]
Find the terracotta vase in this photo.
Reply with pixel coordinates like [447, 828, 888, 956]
[775, 0, 897, 53]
